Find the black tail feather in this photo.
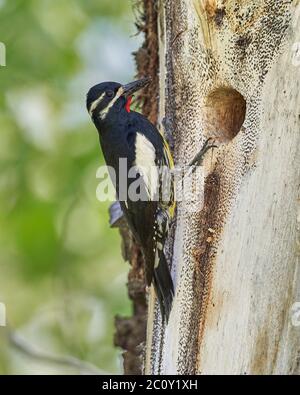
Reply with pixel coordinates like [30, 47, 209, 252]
[153, 252, 174, 322]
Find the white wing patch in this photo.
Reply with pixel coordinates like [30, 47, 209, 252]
[135, 133, 159, 200]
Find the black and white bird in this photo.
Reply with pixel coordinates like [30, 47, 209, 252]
[87, 77, 175, 321]
[87, 77, 216, 321]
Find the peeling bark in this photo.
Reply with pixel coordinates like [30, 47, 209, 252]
[133, 0, 160, 124]
[111, 208, 147, 375]
[145, 0, 300, 375]
[113, 0, 160, 375]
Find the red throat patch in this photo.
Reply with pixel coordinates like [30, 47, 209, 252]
[125, 96, 132, 113]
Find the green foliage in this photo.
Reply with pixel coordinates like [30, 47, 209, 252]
[0, 0, 137, 374]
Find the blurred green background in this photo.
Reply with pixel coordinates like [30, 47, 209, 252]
[0, 0, 140, 374]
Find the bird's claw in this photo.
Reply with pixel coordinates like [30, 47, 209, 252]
[188, 137, 218, 168]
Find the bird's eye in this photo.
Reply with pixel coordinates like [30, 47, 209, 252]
[106, 90, 114, 98]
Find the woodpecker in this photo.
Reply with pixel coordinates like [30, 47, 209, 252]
[87, 77, 215, 321]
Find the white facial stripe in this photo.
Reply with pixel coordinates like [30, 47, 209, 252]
[89, 92, 106, 116]
[99, 87, 124, 120]
[135, 133, 158, 200]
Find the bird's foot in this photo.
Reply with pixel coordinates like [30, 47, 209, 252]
[188, 137, 217, 168]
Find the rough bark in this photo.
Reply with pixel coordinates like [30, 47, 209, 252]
[145, 0, 300, 375]
[113, 0, 160, 375]
[112, 206, 147, 375]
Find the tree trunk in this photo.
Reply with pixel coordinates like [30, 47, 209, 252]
[145, 0, 300, 375]
[113, 0, 160, 374]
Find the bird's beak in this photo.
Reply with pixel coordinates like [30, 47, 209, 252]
[121, 77, 151, 98]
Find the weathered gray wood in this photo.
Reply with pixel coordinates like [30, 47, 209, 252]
[146, 0, 300, 375]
